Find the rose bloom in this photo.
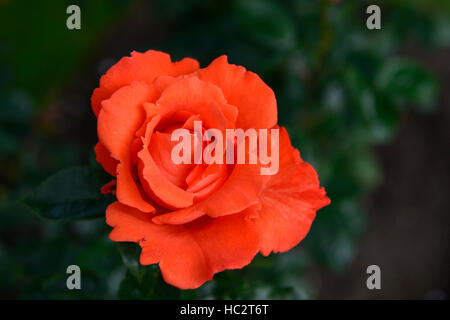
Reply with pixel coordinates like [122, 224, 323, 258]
[92, 50, 330, 289]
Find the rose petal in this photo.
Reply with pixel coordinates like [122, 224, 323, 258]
[197, 55, 277, 129]
[155, 76, 229, 133]
[106, 201, 260, 289]
[186, 163, 227, 193]
[92, 50, 199, 116]
[249, 127, 330, 256]
[91, 87, 110, 117]
[97, 81, 156, 213]
[156, 160, 269, 225]
[138, 116, 195, 209]
[198, 162, 270, 218]
[101, 180, 117, 195]
[94, 142, 118, 177]
[149, 131, 194, 189]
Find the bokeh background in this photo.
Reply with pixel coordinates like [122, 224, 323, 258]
[0, 0, 449, 299]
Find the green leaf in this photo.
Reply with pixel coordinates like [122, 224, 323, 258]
[376, 59, 438, 112]
[117, 243, 143, 281]
[234, 0, 296, 51]
[118, 266, 189, 300]
[306, 201, 365, 272]
[371, 93, 399, 142]
[0, 129, 19, 156]
[22, 166, 114, 221]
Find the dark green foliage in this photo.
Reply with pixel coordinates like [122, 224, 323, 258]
[22, 166, 114, 221]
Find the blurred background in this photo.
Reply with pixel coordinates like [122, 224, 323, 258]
[0, 0, 449, 299]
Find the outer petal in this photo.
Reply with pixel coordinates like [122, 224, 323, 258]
[97, 81, 156, 213]
[101, 180, 116, 195]
[249, 127, 330, 256]
[106, 202, 260, 289]
[197, 55, 277, 129]
[91, 87, 111, 118]
[91, 50, 199, 116]
[94, 142, 118, 176]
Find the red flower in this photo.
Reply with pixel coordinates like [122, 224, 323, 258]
[92, 50, 330, 289]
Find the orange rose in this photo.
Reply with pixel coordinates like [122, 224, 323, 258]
[92, 50, 330, 289]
